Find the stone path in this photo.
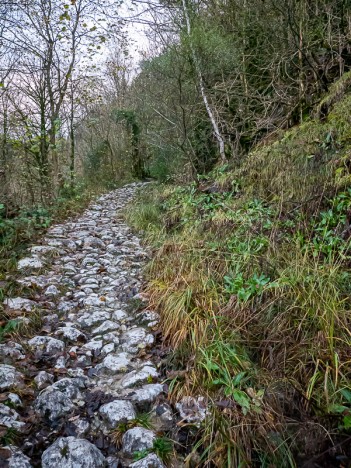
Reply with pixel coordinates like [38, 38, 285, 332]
[0, 183, 177, 468]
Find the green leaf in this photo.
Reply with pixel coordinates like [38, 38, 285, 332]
[232, 372, 246, 386]
[232, 389, 250, 410]
[340, 388, 351, 404]
[328, 404, 348, 414]
[343, 414, 351, 429]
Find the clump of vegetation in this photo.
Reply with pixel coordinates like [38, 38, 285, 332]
[132, 437, 174, 464]
[0, 319, 19, 342]
[110, 412, 154, 447]
[127, 80, 351, 466]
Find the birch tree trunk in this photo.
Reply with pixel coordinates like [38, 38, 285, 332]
[181, 0, 227, 164]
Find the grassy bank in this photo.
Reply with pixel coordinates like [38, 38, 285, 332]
[126, 78, 351, 467]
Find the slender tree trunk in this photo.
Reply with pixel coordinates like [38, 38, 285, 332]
[0, 99, 8, 206]
[70, 81, 75, 188]
[181, 0, 227, 164]
[39, 98, 50, 202]
[298, 0, 307, 123]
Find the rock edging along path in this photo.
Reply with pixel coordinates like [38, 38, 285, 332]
[0, 183, 183, 468]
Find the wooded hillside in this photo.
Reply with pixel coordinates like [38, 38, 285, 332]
[1, 1, 351, 467]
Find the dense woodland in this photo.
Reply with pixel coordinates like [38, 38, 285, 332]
[1, 0, 351, 466]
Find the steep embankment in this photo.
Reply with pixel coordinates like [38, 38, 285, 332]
[127, 76, 351, 467]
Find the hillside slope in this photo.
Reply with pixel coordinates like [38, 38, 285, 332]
[127, 74, 351, 467]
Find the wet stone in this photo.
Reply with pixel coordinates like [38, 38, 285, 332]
[0, 365, 24, 390]
[0, 404, 25, 431]
[120, 366, 158, 389]
[0, 342, 25, 362]
[7, 393, 23, 408]
[121, 328, 154, 353]
[129, 453, 165, 468]
[122, 427, 156, 457]
[82, 339, 104, 356]
[45, 285, 60, 296]
[35, 386, 75, 421]
[6, 446, 32, 468]
[3, 297, 36, 312]
[150, 403, 174, 431]
[176, 396, 208, 425]
[92, 320, 119, 335]
[98, 400, 136, 429]
[56, 326, 87, 342]
[77, 310, 111, 328]
[42, 437, 106, 468]
[128, 384, 164, 410]
[95, 352, 132, 374]
[17, 256, 43, 271]
[34, 371, 54, 390]
[71, 418, 90, 437]
[28, 336, 65, 359]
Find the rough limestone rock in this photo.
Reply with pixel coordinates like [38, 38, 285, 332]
[31, 245, 58, 256]
[7, 393, 23, 408]
[121, 328, 154, 353]
[7, 446, 32, 468]
[42, 437, 106, 468]
[176, 396, 208, 424]
[18, 257, 43, 271]
[56, 326, 86, 342]
[84, 237, 105, 249]
[0, 365, 24, 390]
[28, 336, 65, 358]
[35, 386, 75, 421]
[120, 366, 158, 389]
[136, 311, 160, 327]
[45, 285, 60, 296]
[112, 309, 128, 322]
[128, 384, 164, 410]
[77, 310, 111, 328]
[71, 418, 90, 437]
[0, 342, 25, 362]
[3, 297, 36, 312]
[17, 275, 49, 289]
[122, 427, 156, 457]
[129, 453, 165, 468]
[101, 342, 115, 356]
[34, 371, 54, 390]
[51, 378, 83, 400]
[0, 404, 25, 431]
[150, 403, 174, 431]
[98, 400, 136, 429]
[92, 320, 119, 335]
[82, 339, 104, 355]
[95, 353, 131, 374]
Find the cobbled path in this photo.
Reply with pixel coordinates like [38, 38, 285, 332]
[0, 183, 176, 468]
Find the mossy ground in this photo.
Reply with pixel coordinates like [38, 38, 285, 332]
[126, 80, 351, 467]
